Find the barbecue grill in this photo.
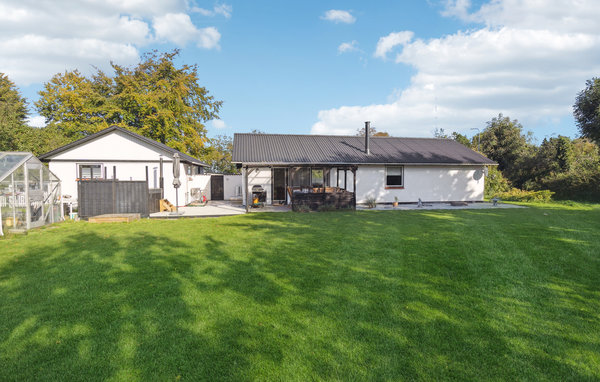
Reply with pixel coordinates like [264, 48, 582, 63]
[252, 185, 266, 207]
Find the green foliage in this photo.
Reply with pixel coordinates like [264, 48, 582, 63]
[434, 128, 472, 148]
[365, 197, 377, 208]
[451, 131, 471, 147]
[574, 77, 600, 144]
[479, 113, 534, 187]
[493, 188, 554, 202]
[200, 135, 239, 174]
[35, 70, 112, 139]
[0, 73, 30, 151]
[356, 125, 388, 136]
[484, 166, 511, 199]
[35, 50, 222, 157]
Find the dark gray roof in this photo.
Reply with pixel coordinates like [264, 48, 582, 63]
[39, 126, 208, 166]
[233, 133, 496, 165]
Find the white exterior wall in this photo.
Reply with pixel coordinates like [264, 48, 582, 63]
[224, 175, 243, 200]
[184, 174, 211, 203]
[46, 130, 202, 207]
[355, 165, 485, 203]
[242, 167, 272, 205]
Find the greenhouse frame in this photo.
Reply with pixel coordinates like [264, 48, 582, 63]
[0, 152, 62, 235]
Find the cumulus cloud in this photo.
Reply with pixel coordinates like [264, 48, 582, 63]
[153, 13, 220, 49]
[321, 10, 356, 24]
[27, 115, 46, 128]
[212, 119, 228, 129]
[0, 0, 222, 85]
[312, 0, 600, 137]
[192, 3, 232, 18]
[374, 31, 414, 59]
[338, 41, 359, 54]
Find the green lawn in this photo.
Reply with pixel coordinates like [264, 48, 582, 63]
[1, 203, 599, 381]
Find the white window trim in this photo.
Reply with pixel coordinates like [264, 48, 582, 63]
[77, 163, 104, 180]
[385, 165, 404, 187]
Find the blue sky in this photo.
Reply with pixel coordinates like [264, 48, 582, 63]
[3, 0, 600, 142]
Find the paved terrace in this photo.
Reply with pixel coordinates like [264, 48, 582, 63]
[149, 201, 523, 218]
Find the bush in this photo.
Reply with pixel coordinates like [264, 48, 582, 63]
[365, 197, 377, 208]
[493, 188, 554, 202]
[484, 166, 511, 199]
[294, 204, 311, 213]
[537, 169, 600, 202]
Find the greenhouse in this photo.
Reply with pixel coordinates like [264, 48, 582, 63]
[0, 152, 62, 235]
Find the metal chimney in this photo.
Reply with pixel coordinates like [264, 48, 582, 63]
[364, 121, 371, 155]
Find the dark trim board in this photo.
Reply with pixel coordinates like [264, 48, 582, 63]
[39, 125, 208, 166]
[48, 159, 176, 163]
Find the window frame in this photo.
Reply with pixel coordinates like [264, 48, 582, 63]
[77, 163, 104, 180]
[385, 166, 404, 189]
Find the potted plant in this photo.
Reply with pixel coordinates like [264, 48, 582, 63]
[392, 196, 399, 208]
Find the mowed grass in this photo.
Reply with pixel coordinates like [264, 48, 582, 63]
[1, 203, 599, 381]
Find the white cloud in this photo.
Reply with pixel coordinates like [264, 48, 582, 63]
[374, 31, 413, 59]
[212, 119, 228, 129]
[27, 115, 46, 128]
[153, 13, 220, 49]
[313, 0, 600, 137]
[338, 41, 359, 54]
[321, 10, 356, 24]
[192, 4, 232, 18]
[0, 0, 222, 85]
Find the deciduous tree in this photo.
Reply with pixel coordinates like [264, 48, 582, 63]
[574, 78, 600, 144]
[35, 50, 222, 157]
[0, 73, 30, 151]
[201, 135, 239, 174]
[479, 114, 534, 186]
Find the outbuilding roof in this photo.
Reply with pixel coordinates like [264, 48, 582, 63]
[39, 126, 207, 166]
[232, 133, 496, 165]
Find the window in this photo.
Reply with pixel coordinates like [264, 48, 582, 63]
[386, 166, 403, 187]
[311, 168, 323, 187]
[291, 167, 310, 187]
[79, 164, 102, 179]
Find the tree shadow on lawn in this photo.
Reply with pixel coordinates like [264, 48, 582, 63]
[0, 230, 285, 381]
[0, 207, 599, 380]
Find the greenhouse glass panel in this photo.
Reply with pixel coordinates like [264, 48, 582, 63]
[0, 152, 62, 235]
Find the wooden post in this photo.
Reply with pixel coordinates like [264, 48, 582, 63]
[159, 157, 164, 198]
[352, 167, 357, 209]
[112, 166, 117, 214]
[244, 166, 249, 213]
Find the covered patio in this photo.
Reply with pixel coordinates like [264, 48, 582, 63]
[242, 165, 357, 211]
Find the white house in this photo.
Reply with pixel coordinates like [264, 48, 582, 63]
[232, 125, 496, 208]
[39, 126, 242, 207]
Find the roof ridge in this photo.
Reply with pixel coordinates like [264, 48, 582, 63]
[233, 132, 452, 140]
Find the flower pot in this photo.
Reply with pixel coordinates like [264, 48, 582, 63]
[392, 202, 398, 207]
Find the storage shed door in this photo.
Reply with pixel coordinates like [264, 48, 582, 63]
[210, 175, 224, 200]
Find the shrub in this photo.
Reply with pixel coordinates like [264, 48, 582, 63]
[484, 166, 511, 199]
[294, 204, 311, 213]
[365, 197, 377, 208]
[493, 188, 554, 202]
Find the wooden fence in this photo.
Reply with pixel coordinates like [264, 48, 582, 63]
[78, 179, 162, 219]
